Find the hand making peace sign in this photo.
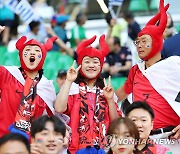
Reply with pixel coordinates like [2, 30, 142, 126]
[66, 60, 81, 82]
[103, 76, 114, 101]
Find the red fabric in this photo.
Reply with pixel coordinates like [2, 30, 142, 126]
[16, 36, 57, 71]
[23, 77, 33, 96]
[124, 65, 180, 129]
[76, 35, 109, 78]
[64, 84, 121, 153]
[138, 0, 169, 60]
[0, 66, 52, 137]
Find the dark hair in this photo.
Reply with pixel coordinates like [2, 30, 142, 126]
[167, 12, 174, 28]
[113, 36, 121, 46]
[76, 13, 84, 24]
[29, 21, 40, 31]
[31, 115, 66, 138]
[123, 11, 134, 19]
[0, 133, 30, 153]
[75, 73, 105, 89]
[125, 101, 155, 120]
[57, 70, 67, 78]
[107, 117, 141, 154]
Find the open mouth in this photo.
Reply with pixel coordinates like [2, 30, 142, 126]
[29, 56, 35, 62]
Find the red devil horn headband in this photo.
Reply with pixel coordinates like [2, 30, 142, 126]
[99, 34, 109, 57]
[146, 4, 169, 26]
[44, 36, 58, 51]
[76, 35, 97, 54]
[16, 36, 27, 51]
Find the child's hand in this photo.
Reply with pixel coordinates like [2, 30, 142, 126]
[0, 26, 5, 34]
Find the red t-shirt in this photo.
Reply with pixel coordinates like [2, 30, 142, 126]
[124, 65, 180, 129]
[0, 66, 52, 137]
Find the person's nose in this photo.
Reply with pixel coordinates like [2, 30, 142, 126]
[135, 121, 143, 128]
[48, 133, 55, 142]
[29, 49, 36, 55]
[137, 42, 143, 48]
[89, 62, 95, 67]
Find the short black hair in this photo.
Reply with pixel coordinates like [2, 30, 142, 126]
[113, 36, 121, 46]
[57, 70, 67, 78]
[76, 12, 84, 24]
[31, 115, 66, 138]
[125, 101, 155, 120]
[123, 11, 134, 19]
[0, 133, 30, 153]
[29, 20, 40, 31]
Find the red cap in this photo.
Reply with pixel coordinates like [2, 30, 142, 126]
[16, 36, 57, 71]
[138, 0, 169, 60]
[76, 34, 109, 78]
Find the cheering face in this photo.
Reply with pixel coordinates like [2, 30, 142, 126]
[111, 123, 135, 154]
[81, 56, 101, 79]
[33, 121, 64, 154]
[22, 45, 42, 70]
[128, 108, 153, 140]
[134, 34, 152, 60]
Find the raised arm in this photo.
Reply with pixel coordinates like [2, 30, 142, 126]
[116, 85, 128, 102]
[46, 27, 74, 57]
[54, 61, 81, 113]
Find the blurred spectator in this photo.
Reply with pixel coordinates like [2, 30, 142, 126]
[163, 12, 177, 39]
[50, 15, 57, 28]
[26, 20, 45, 43]
[52, 15, 69, 51]
[105, 12, 128, 46]
[32, 0, 54, 20]
[103, 36, 132, 78]
[56, 70, 67, 89]
[32, 0, 48, 8]
[70, 12, 87, 48]
[10, 14, 19, 40]
[65, 0, 81, 21]
[161, 33, 180, 58]
[0, 4, 15, 45]
[30, 115, 66, 154]
[0, 133, 30, 154]
[123, 11, 141, 41]
[46, 26, 76, 58]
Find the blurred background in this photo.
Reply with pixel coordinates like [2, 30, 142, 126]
[0, 0, 180, 92]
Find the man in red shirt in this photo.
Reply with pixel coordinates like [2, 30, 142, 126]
[0, 25, 57, 138]
[116, 0, 180, 152]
